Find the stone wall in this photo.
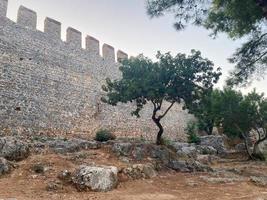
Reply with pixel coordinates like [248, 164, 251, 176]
[0, 0, 194, 141]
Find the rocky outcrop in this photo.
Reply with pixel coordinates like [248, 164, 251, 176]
[72, 165, 118, 192]
[200, 135, 226, 154]
[0, 137, 30, 161]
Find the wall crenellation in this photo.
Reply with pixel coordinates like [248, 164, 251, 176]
[44, 17, 61, 39]
[2, 0, 127, 62]
[17, 6, 37, 29]
[0, 0, 7, 17]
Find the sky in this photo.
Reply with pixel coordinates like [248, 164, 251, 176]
[6, 0, 267, 94]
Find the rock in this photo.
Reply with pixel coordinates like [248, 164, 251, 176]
[196, 145, 217, 155]
[252, 140, 267, 161]
[0, 157, 13, 176]
[132, 145, 145, 161]
[48, 138, 100, 154]
[0, 137, 30, 161]
[58, 170, 72, 184]
[169, 142, 197, 159]
[235, 143, 246, 152]
[200, 176, 244, 184]
[250, 176, 267, 187]
[72, 165, 118, 192]
[177, 146, 197, 159]
[200, 136, 226, 154]
[148, 145, 171, 164]
[167, 160, 190, 172]
[112, 142, 132, 157]
[32, 163, 49, 174]
[197, 155, 219, 165]
[187, 160, 213, 172]
[46, 180, 63, 191]
[122, 164, 157, 180]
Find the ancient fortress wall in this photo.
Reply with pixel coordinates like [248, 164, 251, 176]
[0, 0, 194, 140]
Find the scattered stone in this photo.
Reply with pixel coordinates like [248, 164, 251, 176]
[250, 176, 267, 187]
[200, 176, 244, 184]
[32, 163, 48, 174]
[46, 180, 63, 191]
[58, 170, 72, 184]
[0, 157, 13, 176]
[72, 165, 118, 192]
[0, 137, 30, 161]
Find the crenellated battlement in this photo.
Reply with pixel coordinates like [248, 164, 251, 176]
[0, 0, 128, 63]
[17, 6, 37, 29]
[44, 17, 61, 39]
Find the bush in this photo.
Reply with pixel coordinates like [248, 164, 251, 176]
[185, 121, 201, 144]
[94, 129, 116, 142]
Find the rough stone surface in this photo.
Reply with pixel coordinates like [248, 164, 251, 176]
[47, 138, 100, 154]
[72, 165, 118, 192]
[200, 136, 226, 154]
[0, 157, 12, 176]
[250, 176, 267, 187]
[0, 137, 30, 161]
[196, 145, 217, 155]
[122, 163, 157, 179]
[0, 1, 194, 141]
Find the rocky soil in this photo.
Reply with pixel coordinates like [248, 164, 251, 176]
[0, 135, 266, 200]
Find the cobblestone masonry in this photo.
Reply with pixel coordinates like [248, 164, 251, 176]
[0, 0, 194, 140]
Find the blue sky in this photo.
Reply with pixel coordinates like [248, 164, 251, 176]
[6, 0, 267, 94]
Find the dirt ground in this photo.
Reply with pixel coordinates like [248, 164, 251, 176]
[0, 148, 267, 200]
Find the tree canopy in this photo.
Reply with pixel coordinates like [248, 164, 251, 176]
[102, 50, 221, 144]
[146, 0, 267, 86]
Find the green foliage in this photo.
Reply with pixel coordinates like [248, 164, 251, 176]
[146, 0, 267, 86]
[102, 51, 221, 144]
[94, 129, 116, 142]
[185, 121, 200, 144]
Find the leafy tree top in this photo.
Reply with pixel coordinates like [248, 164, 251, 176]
[146, 0, 267, 86]
[102, 50, 221, 144]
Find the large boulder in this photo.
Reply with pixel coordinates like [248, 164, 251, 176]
[72, 165, 118, 192]
[0, 137, 30, 161]
[200, 135, 226, 154]
[0, 157, 13, 176]
[121, 164, 157, 180]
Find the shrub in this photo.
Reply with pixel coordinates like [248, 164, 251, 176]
[185, 121, 201, 144]
[94, 129, 116, 142]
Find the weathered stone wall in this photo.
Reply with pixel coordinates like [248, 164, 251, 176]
[0, 0, 194, 141]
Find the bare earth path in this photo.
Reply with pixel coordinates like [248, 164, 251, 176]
[0, 150, 266, 200]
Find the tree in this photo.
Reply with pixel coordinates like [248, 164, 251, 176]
[212, 88, 267, 160]
[146, 0, 267, 86]
[187, 89, 219, 135]
[102, 50, 221, 145]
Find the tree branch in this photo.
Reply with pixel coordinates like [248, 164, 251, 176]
[159, 102, 175, 119]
